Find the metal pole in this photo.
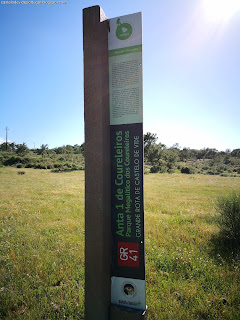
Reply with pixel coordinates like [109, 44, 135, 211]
[6, 127, 9, 150]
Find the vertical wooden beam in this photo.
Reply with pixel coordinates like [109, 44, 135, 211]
[83, 6, 111, 320]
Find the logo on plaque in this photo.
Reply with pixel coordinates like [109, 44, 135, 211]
[116, 18, 133, 40]
[122, 281, 137, 298]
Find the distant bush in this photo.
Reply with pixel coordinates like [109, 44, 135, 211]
[207, 171, 215, 175]
[3, 156, 22, 166]
[220, 173, 229, 177]
[181, 166, 194, 174]
[216, 192, 240, 246]
[17, 171, 25, 175]
[150, 165, 159, 173]
[25, 163, 33, 168]
[64, 162, 72, 168]
[34, 164, 47, 169]
[54, 163, 62, 168]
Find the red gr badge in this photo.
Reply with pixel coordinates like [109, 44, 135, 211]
[118, 242, 139, 268]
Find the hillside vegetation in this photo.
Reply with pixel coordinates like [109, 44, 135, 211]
[144, 133, 240, 177]
[0, 143, 85, 172]
[0, 134, 239, 177]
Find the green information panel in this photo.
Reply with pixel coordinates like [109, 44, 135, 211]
[109, 12, 146, 311]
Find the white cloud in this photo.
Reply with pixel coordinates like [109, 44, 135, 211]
[0, 137, 11, 145]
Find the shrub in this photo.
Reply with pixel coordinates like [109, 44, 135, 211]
[34, 164, 47, 169]
[64, 162, 72, 168]
[181, 167, 190, 174]
[3, 156, 22, 166]
[216, 192, 240, 245]
[150, 165, 159, 173]
[181, 166, 196, 174]
[17, 171, 25, 175]
[54, 163, 62, 168]
[25, 163, 33, 168]
[220, 173, 229, 177]
[207, 171, 215, 175]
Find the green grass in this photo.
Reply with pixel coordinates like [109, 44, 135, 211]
[0, 168, 240, 319]
[144, 174, 240, 319]
[0, 168, 85, 319]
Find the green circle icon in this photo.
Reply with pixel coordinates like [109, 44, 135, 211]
[116, 22, 133, 40]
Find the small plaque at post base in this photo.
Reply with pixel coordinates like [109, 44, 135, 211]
[110, 304, 147, 320]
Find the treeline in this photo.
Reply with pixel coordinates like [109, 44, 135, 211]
[0, 142, 85, 172]
[144, 132, 240, 177]
[0, 134, 240, 176]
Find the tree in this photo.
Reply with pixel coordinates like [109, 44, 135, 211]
[37, 144, 49, 155]
[16, 143, 28, 156]
[231, 149, 240, 158]
[179, 148, 191, 161]
[54, 146, 65, 154]
[40, 144, 48, 152]
[65, 145, 74, 154]
[144, 132, 158, 154]
[0, 143, 7, 151]
[79, 143, 85, 156]
[171, 143, 180, 149]
[9, 142, 17, 151]
[162, 148, 179, 171]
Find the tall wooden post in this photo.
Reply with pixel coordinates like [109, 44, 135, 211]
[83, 6, 111, 320]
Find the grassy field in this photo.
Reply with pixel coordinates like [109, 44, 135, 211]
[0, 168, 240, 319]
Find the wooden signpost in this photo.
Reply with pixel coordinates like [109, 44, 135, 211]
[83, 6, 147, 319]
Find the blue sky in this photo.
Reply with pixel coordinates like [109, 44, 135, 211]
[0, 0, 239, 151]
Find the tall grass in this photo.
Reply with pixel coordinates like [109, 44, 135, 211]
[215, 192, 240, 247]
[0, 168, 240, 319]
